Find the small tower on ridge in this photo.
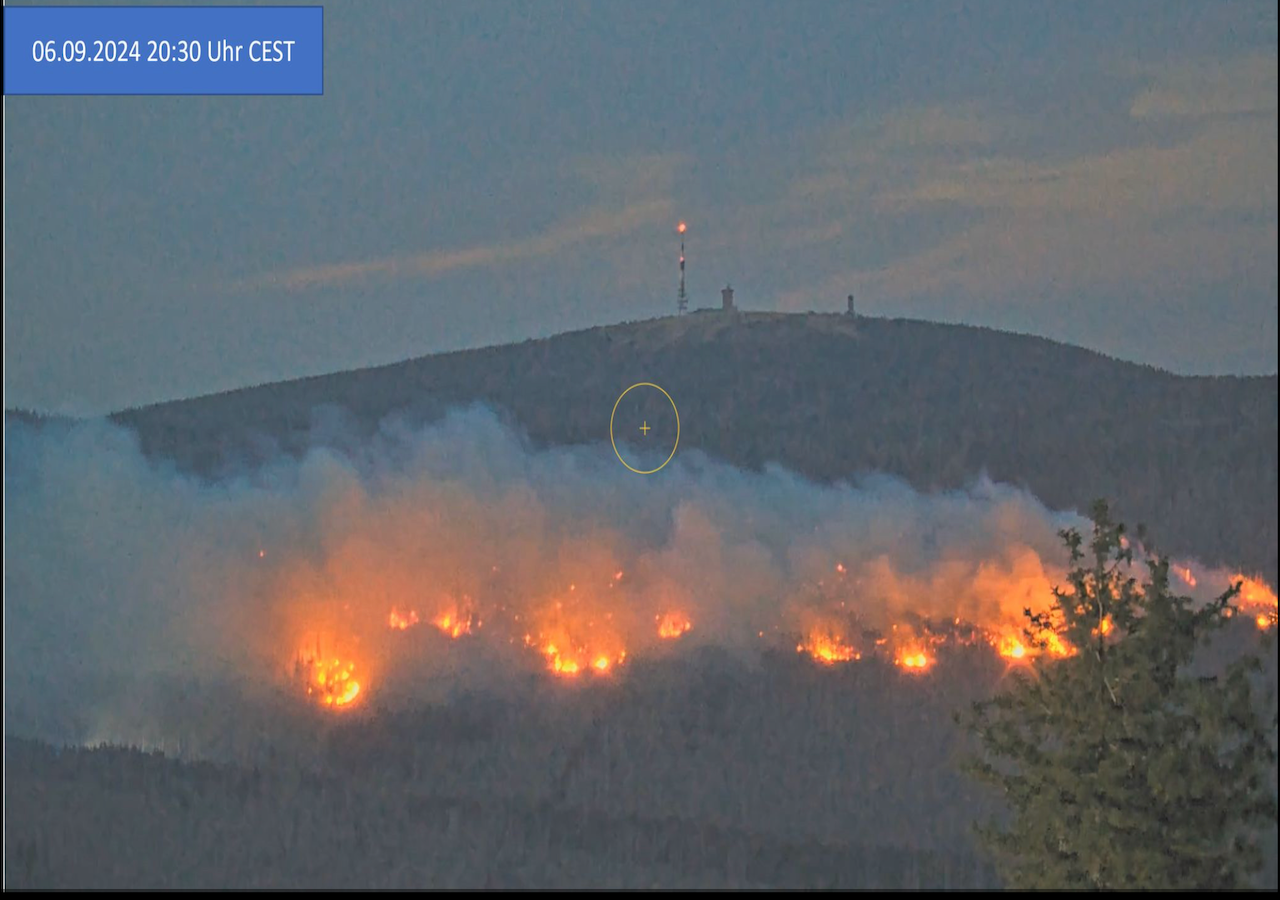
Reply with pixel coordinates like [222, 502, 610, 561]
[676, 221, 688, 315]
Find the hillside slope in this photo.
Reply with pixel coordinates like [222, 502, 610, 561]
[107, 312, 1277, 581]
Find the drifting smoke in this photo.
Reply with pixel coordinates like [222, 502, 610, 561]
[4, 407, 1275, 751]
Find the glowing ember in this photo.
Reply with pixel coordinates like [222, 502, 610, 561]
[994, 635, 1028, 660]
[434, 610, 473, 638]
[1233, 574, 1278, 631]
[527, 634, 625, 678]
[676, 221, 687, 234]
[1172, 564, 1197, 588]
[657, 612, 692, 639]
[1235, 574, 1276, 607]
[388, 608, 419, 630]
[798, 627, 859, 665]
[297, 655, 362, 710]
[896, 650, 931, 671]
[1044, 631, 1075, 658]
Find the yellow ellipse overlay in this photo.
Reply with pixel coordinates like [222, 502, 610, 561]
[610, 383, 680, 475]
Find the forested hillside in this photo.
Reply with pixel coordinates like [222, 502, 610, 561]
[6, 314, 1277, 888]
[5, 648, 1014, 888]
[108, 313, 1278, 582]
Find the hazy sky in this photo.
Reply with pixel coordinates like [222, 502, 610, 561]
[5, 0, 1277, 414]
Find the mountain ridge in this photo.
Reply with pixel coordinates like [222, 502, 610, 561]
[110, 312, 1280, 416]
[10, 312, 1276, 582]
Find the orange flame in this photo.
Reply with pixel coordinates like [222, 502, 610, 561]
[297, 654, 362, 710]
[1233, 574, 1278, 630]
[1045, 631, 1075, 658]
[994, 634, 1028, 661]
[526, 632, 626, 678]
[270, 530, 1277, 713]
[388, 608, 419, 630]
[896, 650, 931, 672]
[434, 609, 473, 639]
[551, 652, 579, 676]
[1172, 564, 1197, 588]
[657, 612, 692, 640]
[798, 629, 859, 665]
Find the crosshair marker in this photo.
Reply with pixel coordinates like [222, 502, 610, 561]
[610, 383, 680, 475]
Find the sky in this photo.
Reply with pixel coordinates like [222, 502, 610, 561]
[4, 0, 1277, 415]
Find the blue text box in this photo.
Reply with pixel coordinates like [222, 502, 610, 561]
[4, 6, 323, 95]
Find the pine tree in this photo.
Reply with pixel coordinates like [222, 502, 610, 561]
[959, 500, 1277, 889]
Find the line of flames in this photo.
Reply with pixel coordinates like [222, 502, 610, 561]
[290, 563, 1276, 711]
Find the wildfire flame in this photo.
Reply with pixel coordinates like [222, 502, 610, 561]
[994, 635, 1028, 661]
[282, 548, 1274, 711]
[388, 599, 478, 638]
[657, 612, 692, 640]
[797, 627, 859, 665]
[896, 650, 931, 672]
[530, 636, 626, 678]
[296, 654, 362, 710]
[1233, 573, 1278, 630]
[435, 609, 474, 639]
[388, 608, 419, 630]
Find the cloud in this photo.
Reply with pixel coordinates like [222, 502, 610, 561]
[242, 198, 674, 292]
[793, 212, 1275, 311]
[772, 56, 1277, 339]
[571, 151, 691, 204]
[865, 104, 996, 153]
[1129, 54, 1278, 121]
[884, 117, 1276, 218]
[238, 151, 690, 295]
[227, 54, 1274, 375]
[816, 104, 998, 166]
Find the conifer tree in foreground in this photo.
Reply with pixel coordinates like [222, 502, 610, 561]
[960, 500, 1277, 889]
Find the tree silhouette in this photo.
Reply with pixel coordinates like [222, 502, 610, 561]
[959, 500, 1277, 888]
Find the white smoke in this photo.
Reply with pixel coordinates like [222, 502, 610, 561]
[2, 407, 1255, 753]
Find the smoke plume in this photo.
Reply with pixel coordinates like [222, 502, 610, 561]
[3, 407, 1269, 753]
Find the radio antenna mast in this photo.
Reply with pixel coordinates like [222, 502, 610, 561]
[676, 221, 688, 315]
